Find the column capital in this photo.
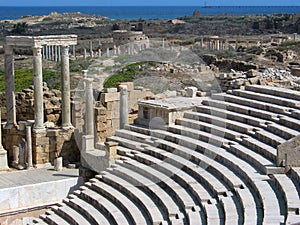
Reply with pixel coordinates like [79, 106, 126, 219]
[61, 45, 69, 55]
[32, 46, 42, 56]
[4, 45, 14, 54]
[119, 84, 128, 95]
[82, 70, 88, 78]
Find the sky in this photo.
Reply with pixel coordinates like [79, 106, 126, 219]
[0, 0, 299, 6]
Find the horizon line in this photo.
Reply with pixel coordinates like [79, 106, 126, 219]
[1, 5, 300, 7]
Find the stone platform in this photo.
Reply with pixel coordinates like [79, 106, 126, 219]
[0, 167, 83, 216]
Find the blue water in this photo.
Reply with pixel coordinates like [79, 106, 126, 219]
[0, 6, 299, 21]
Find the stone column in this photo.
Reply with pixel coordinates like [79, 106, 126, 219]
[84, 78, 94, 136]
[98, 48, 102, 58]
[51, 45, 55, 61]
[84, 48, 87, 60]
[72, 45, 76, 57]
[57, 46, 61, 61]
[294, 33, 297, 41]
[162, 38, 165, 48]
[54, 45, 58, 62]
[61, 45, 72, 129]
[0, 109, 8, 170]
[119, 85, 128, 129]
[216, 40, 220, 50]
[4, 45, 17, 128]
[200, 36, 204, 48]
[89, 41, 93, 57]
[26, 122, 33, 168]
[106, 48, 110, 57]
[33, 46, 45, 130]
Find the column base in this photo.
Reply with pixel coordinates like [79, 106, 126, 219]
[33, 127, 47, 134]
[62, 124, 74, 130]
[0, 147, 9, 171]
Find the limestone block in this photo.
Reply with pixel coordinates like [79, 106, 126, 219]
[100, 92, 120, 103]
[105, 141, 118, 159]
[186, 87, 198, 98]
[277, 134, 300, 167]
[118, 82, 134, 92]
[106, 111, 113, 119]
[104, 88, 118, 93]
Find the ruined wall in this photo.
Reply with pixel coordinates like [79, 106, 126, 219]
[95, 82, 153, 142]
[0, 83, 62, 124]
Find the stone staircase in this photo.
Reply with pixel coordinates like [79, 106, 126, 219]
[34, 85, 300, 225]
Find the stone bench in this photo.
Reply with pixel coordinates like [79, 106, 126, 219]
[279, 116, 300, 132]
[150, 129, 284, 223]
[212, 93, 291, 115]
[111, 162, 184, 223]
[253, 129, 286, 148]
[65, 195, 111, 225]
[232, 89, 300, 109]
[117, 153, 203, 224]
[273, 174, 300, 213]
[265, 123, 299, 140]
[202, 99, 279, 121]
[87, 180, 148, 225]
[196, 105, 267, 128]
[240, 137, 277, 162]
[245, 85, 300, 101]
[227, 143, 276, 174]
[98, 172, 166, 225]
[40, 210, 70, 225]
[53, 202, 91, 225]
[77, 188, 129, 225]
[168, 125, 229, 147]
[176, 118, 243, 141]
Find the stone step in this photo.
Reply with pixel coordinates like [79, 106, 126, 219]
[77, 188, 130, 225]
[227, 143, 275, 174]
[232, 89, 300, 110]
[202, 99, 279, 122]
[240, 137, 277, 162]
[219, 195, 240, 225]
[272, 174, 300, 213]
[133, 141, 257, 225]
[111, 163, 185, 223]
[119, 154, 219, 225]
[253, 129, 286, 148]
[65, 195, 111, 225]
[290, 167, 300, 185]
[30, 218, 48, 225]
[212, 93, 292, 115]
[88, 180, 148, 225]
[245, 85, 300, 101]
[184, 111, 256, 134]
[265, 123, 299, 140]
[97, 172, 166, 225]
[168, 124, 229, 147]
[279, 116, 300, 132]
[291, 110, 300, 120]
[196, 105, 267, 128]
[53, 202, 91, 225]
[150, 129, 284, 224]
[176, 117, 243, 141]
[40, 211, 70, 225]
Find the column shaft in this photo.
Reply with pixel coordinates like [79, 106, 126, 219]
[33, 47, 44, 130]
[4, 45, 17, 128]
[84, 78, 94, 136]
[119, 85, 128, 129]
[61, 45, 72, 128]
[26, 124, 33, 168]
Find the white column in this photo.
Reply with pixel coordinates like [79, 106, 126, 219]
[162, 38, 165, 48]
[84, 78, 94, 136]
[4, 45, 17, 128]
[72, 45, 76, 57]
[61, 45, 72, 129]
[33, 46, 45, 130]
[84, 48, 87, 60]
[119, 85, 128, 129]
[54, 45, 58, 62]
[57, 46, 61, 61]
[89, 41, 93, 57]
[26, 122, 33, 168]
[106, 48, 110, 57]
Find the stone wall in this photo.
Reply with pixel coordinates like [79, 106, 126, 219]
[95, 82, 153, 142]
[0, 83, 62, 125]
[277, 134, 300, 169]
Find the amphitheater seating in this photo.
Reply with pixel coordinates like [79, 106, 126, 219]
[37, 85, 300, 225]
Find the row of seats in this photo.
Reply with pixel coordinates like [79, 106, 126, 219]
[36, 85, 300, 225]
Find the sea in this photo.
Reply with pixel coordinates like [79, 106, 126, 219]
[0, 6, 300, 21]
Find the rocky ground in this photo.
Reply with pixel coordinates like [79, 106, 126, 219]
[0, 12, 299, 95]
